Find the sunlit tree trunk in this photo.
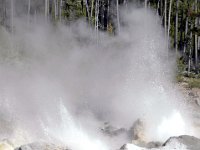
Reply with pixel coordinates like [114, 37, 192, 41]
[164, 0, 167, 38]
[45, 0, 49, 21]
[168, 0, 173, 48]
[91, 0, 94, 19]
[54, 0, 58, 20]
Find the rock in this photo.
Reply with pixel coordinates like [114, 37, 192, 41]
[163, 135, 200, 150]
[101, 122, 127, 137]
[120, 143, 147, 150]
[14, 142, 68, 150]
[146, 141, 162, 148]
[129, 119, 147, 148]
[129, 119, 145, 142]
[120, 135, 200, 150]
[189, 92, 195, 97]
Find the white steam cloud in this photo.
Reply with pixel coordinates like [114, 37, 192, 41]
[0, 5, 196, 149]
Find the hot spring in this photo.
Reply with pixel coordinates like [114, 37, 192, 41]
[0, 1, 198, 150]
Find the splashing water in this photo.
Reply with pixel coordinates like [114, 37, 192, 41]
[157, 110, 194, 141]
[41, 100, 109, 150]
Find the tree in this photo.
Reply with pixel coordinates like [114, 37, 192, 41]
[175, 0, 179, 55]
[10, 0, 14, 33]
[116, 0, 120, 33]
[195, 0, 198, 68]
[168, 0, 173, 48]
[164, 0, 167, 38]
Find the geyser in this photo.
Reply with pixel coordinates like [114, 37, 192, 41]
[0, 3, 197, 150]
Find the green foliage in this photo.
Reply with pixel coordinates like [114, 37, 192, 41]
[187, 78, 200, 88]
[177, 58, 186, 73]
[176, 75, 184, 82]
[64, 0, 84, 21]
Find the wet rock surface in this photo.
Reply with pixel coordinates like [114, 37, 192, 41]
[163, 135, 200, 150]
[14, 142, 68, 150]
[121, 135, 200, 150]
[101, 122, 127, 137]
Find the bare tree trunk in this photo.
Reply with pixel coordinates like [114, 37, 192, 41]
[195, 0, 198, 68]
[183, 16, 188, 53]
[45, 0, 49, 21]
[59, 0, 63, 22]
[54, 0, 58, 20]
[124, 0, 127, 7]
[95, 0, 100, 40]
[145, 0, 148, 9]
[85, 0, 90, 22]
[28, 0, 31, 24]
[91, 0, 94, 18]
[160, 0, 163, 16]
[168, 0, 173, 48]
[188, 27, 193, 74]
[57, 0, 59, 19]
[116, 0, 120, 34]
[107, 0, 110, 28]
[10, 0, 14, 33]
[164, 0, 167, 38]
[156, 0, 160, 16]
[34, 10, 37, 24]
[175, 0, 179, 55]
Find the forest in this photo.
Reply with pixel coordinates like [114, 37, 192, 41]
[0, 0, 200, 78]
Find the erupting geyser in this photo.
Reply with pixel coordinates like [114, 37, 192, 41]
[0, 2, 198, 150]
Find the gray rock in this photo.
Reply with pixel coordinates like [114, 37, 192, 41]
[14, 142, 69, 150]
[120, 135, 200, 150]
[163, 135, 200, 150]
[146, 141, 162, 148]
[101, 122, 127, 137]
[129, 119, 145, 141]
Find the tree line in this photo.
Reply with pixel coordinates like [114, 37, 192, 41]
[0, 0, 200, 74]
[150, 0, 200, 75]
[0, 0, 131, 34]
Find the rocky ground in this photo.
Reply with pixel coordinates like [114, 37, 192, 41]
[121, 135, 200, 150]
[1, 135, 200, 150]
[1, 81, 200, 150]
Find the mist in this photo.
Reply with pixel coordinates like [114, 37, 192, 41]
[0, 4, 196, 149]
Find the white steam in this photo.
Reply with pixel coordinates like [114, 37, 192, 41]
[157, 110, 194, 141]
[0, 6, 196, 149]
